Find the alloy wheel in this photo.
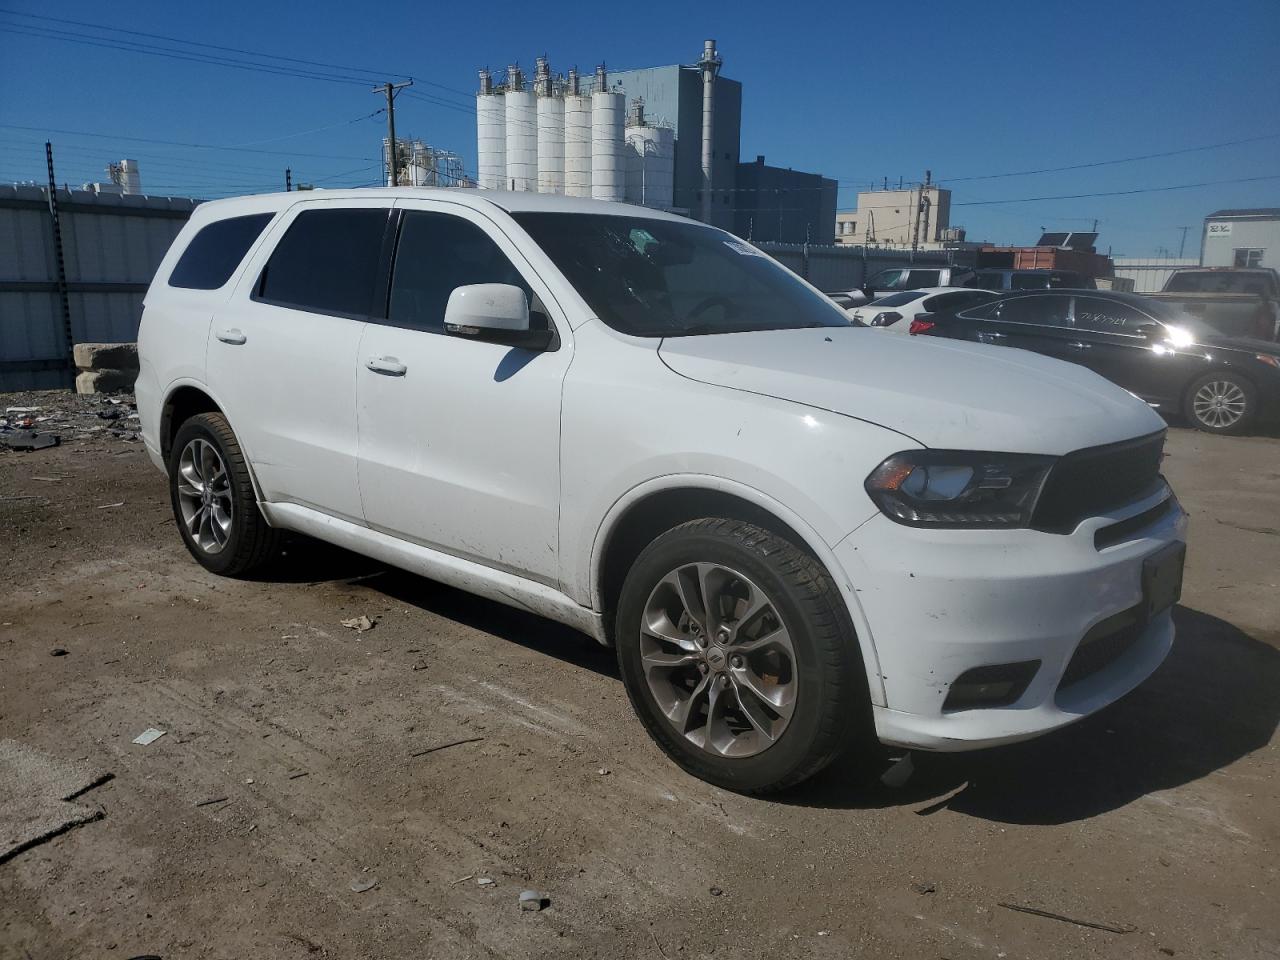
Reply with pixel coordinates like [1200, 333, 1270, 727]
[176, 438, 233, 554]
[1192, 380, 1247, 429]
[640, 563, 798, 758]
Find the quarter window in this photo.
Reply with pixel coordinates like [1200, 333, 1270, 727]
[257, 208, 389, 317]
[1072, 297, 1152, 334]
[993, 296, 1070, 326]
[169, 213, 273, 290]
[388, 212, 532, 333]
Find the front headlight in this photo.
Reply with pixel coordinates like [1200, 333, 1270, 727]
[865, 450, 1055, 528]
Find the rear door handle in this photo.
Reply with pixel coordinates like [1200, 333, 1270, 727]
[977, 331, 1006, 343]
[365, 356, 407, 377]
[215, 328, 246, 345]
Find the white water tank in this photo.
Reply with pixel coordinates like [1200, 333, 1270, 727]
[625, 126, 675, 209]
[505, 87, 537, 192]
[590, 90, 625, 202]
[536, 96, 564, 194]
[118, 159, 141, 194]
[476, 93, 506, 189]
[563, 94, 593, 198]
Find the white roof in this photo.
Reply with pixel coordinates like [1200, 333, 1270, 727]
[193, 187, 694, 224]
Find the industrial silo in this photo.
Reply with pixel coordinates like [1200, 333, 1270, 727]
[563, 68, 593, 198]
[590, 65, 624, 202]
[504, 65, 537, 192]
[625, 126, 675, 210]
[534, 57, 564, 194]
[476, 69, 506, 190]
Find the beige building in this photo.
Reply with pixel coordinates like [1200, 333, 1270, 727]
[835, 185, 953, 246]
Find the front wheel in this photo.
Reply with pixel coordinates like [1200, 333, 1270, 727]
[615, 518, 875, 794]
[1183, 371, 1258, 435]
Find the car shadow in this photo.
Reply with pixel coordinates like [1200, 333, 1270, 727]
[251, 541, 1278, 824]
[783, 605, 1280, 824]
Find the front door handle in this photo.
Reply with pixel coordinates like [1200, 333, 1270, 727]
[215, 328, 247, 345]
[1066, 341, 1092, 351]
[365, 356, 407, 377]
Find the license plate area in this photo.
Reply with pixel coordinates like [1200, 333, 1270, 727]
[1142, 542, 1185, 619]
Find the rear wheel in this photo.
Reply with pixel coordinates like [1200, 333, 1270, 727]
[615, 518, 875, 794]
[169, 412, 280, 576]
[1183, 371, 1257, 435]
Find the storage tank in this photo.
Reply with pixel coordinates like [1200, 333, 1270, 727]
[118, 159, 141, 194]
[476, 69, 506, 190]
[534, 58, 564, 195]
[563, 68, 593, 198]
[504, 66, 537, 192]
[590, 65, 624, 202]
[625, 126, 675, 209]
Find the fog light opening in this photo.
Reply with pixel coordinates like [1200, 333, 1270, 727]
[942, 660, 1041, 711]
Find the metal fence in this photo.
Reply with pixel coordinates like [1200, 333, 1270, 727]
[0, 185, 198, 391]
[751, 241, 965, 292]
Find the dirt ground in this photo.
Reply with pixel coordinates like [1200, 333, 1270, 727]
[1, 390, 1277, 960]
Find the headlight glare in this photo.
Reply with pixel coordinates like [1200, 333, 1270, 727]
[866, 451, 1055, 528]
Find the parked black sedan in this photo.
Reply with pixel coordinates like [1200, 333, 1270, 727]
[910, 290, 1280, 434]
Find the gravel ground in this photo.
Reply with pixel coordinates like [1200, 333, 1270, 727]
[1, 390, 1277, 959]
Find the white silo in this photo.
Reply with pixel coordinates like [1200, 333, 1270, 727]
[626, 126, 675, 210]
[476, 69, 506, 190]
[534, 57, 564, 194]
[590, 65, 625, 202]
[504, 65, 537, 192]
[563, 68, 593, 198]
[118, 159, 141, 194]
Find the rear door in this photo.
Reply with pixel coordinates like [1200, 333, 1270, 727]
[981, 294, 1075, 359]
[207, 200, 393, 523]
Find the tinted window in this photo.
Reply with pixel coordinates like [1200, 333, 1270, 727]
[168, 213, 273, 290]
[1073, 297, 1153, 334]
[994, 296, 1070, 326]
[1164, 271, 1269, 294]
[1010, 272, 1051, 290]
[388, 212, 532, 332]
[868, 269, 906, 289]
[512, 212, 849, 337]
[258, 208, 389, 317]
[958, 300, 1000, 320]
[869, 291, 927, 307]
[904, 269, 941, 288]
[968, 271, 1006, 290]
[924, 291, 991, 312]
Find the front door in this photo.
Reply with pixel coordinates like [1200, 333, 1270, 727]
[355, 202, 572, 586]
[207, 200, 392, 523]
[1068, 295, 1193, 406]
[980, 293, 1076, 360]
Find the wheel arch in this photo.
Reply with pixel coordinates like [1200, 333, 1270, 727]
[1182, 365, 1259, 429]
[590, 477, 886, 704]
[160, 382, 268, 504]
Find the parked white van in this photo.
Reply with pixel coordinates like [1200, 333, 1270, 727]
[138, 190, 1187, 793]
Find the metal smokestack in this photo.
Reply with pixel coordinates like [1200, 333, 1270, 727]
[698, 39, 721, 223]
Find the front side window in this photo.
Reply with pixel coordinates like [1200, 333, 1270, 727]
[1233, 248, 1265, 268]
[904, 269, 941, 288]
[169, 213, 273, 290]
[869, 269, 906, 289]
[1010, 272, 1050, 290]
[512, 213, 849, 337]
[388, 212, 532, 332]
[1073, 297, 1152, 334]
[993, 295, 1070, 327]
[257, 207, 389, 317]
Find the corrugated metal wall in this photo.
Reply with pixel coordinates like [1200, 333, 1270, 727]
[752, 241, 960, 292]
[0, 185, 197, 391]
[1111, 257, 1199, 294]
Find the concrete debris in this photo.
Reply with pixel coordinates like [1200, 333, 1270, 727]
[476, 876, 495, 886]
[349, 876, 378, 893]
[49, 647, 68, 657]
[132, 728, 167, 746]
[1, 431, 61, 451]
[519, 889, 547, 911]
[0, 391, 140, 445]
[340, 615, 374, 633]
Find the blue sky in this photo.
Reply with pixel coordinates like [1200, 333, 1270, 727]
[1, 0, 1276, 256]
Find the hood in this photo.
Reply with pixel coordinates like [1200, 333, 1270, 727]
[658, 327, 1165, 454]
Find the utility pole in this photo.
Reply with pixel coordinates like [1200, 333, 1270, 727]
[374, 80, 414, 186]
[44, 142, 75, 387]
[1178, 225, 1190, 259]
[285, 167, 292, 192]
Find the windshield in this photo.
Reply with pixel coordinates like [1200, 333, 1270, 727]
[512, 212, 850, 337]
[1164, 271, 1271, 295]
[1139, 297, 1223, 338]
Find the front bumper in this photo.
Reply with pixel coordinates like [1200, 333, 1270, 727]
[835, 483, 1186, 751]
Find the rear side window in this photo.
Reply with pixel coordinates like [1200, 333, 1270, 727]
[1073, 297, 1152, 334]
[168, 213, 273, 290]
[869, 291, 927, 307]
[993, 295, 1070, 326]
[257, 208, 390, 317]
[904, 269, 941, 288]
[924, 291, 991, 312]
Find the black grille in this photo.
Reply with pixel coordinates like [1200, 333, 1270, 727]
[1032, 431, 1166, 534]
[1058, 606, 1143, 692]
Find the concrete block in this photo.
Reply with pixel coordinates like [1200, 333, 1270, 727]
[75, 369, 137, 395]
[73, 342, 139, 372]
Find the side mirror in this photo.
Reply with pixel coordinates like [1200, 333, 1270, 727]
[444, 283, 552, 350]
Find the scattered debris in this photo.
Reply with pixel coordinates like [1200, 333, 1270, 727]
[49, 648, 68, 657]
[0, 392, 141, 446]
[997, 902, 1135, 934]
[880, 753, 915, 788]
[597, 767, 610, 776]
[131, 728, 167, 746]
[349, 876, 378, 893]
[194, 796, 229, 808]
[4, 406, 41, 414]
[709, 886, 724, 897]
[651, 930, 669, 959]
[287, 771, 309, 780]
[910, 881, 937, 895]
[340, 615, 374, 633]
[409, 736, 484, 758]
[1, 431, 61, 451]
[519, 889, 548, 912]
[451, 873, 475, 885]
[96, 501, 125, 509]
[477, 876, 495, 887]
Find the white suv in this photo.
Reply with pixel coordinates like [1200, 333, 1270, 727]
[138, 190, 1187, 794]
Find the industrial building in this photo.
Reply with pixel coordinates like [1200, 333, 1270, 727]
[1201, 208, 1280, 270]
[834, 181, 963, 249]
[474, 41, 833, 242]
[382, 138, 469, 188]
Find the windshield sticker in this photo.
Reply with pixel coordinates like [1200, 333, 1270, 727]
[724, 239, 768, 258]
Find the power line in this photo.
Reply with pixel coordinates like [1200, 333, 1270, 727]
[951, 173, 1280, 206]
[0, 123, 379, 161]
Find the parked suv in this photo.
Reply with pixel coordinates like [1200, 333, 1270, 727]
[139, 190, 1187, 794]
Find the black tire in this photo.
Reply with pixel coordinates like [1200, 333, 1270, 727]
[1183, 370, 1258, 435]
[615, 518, 876, 794]
[168, 412, 280, 576]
